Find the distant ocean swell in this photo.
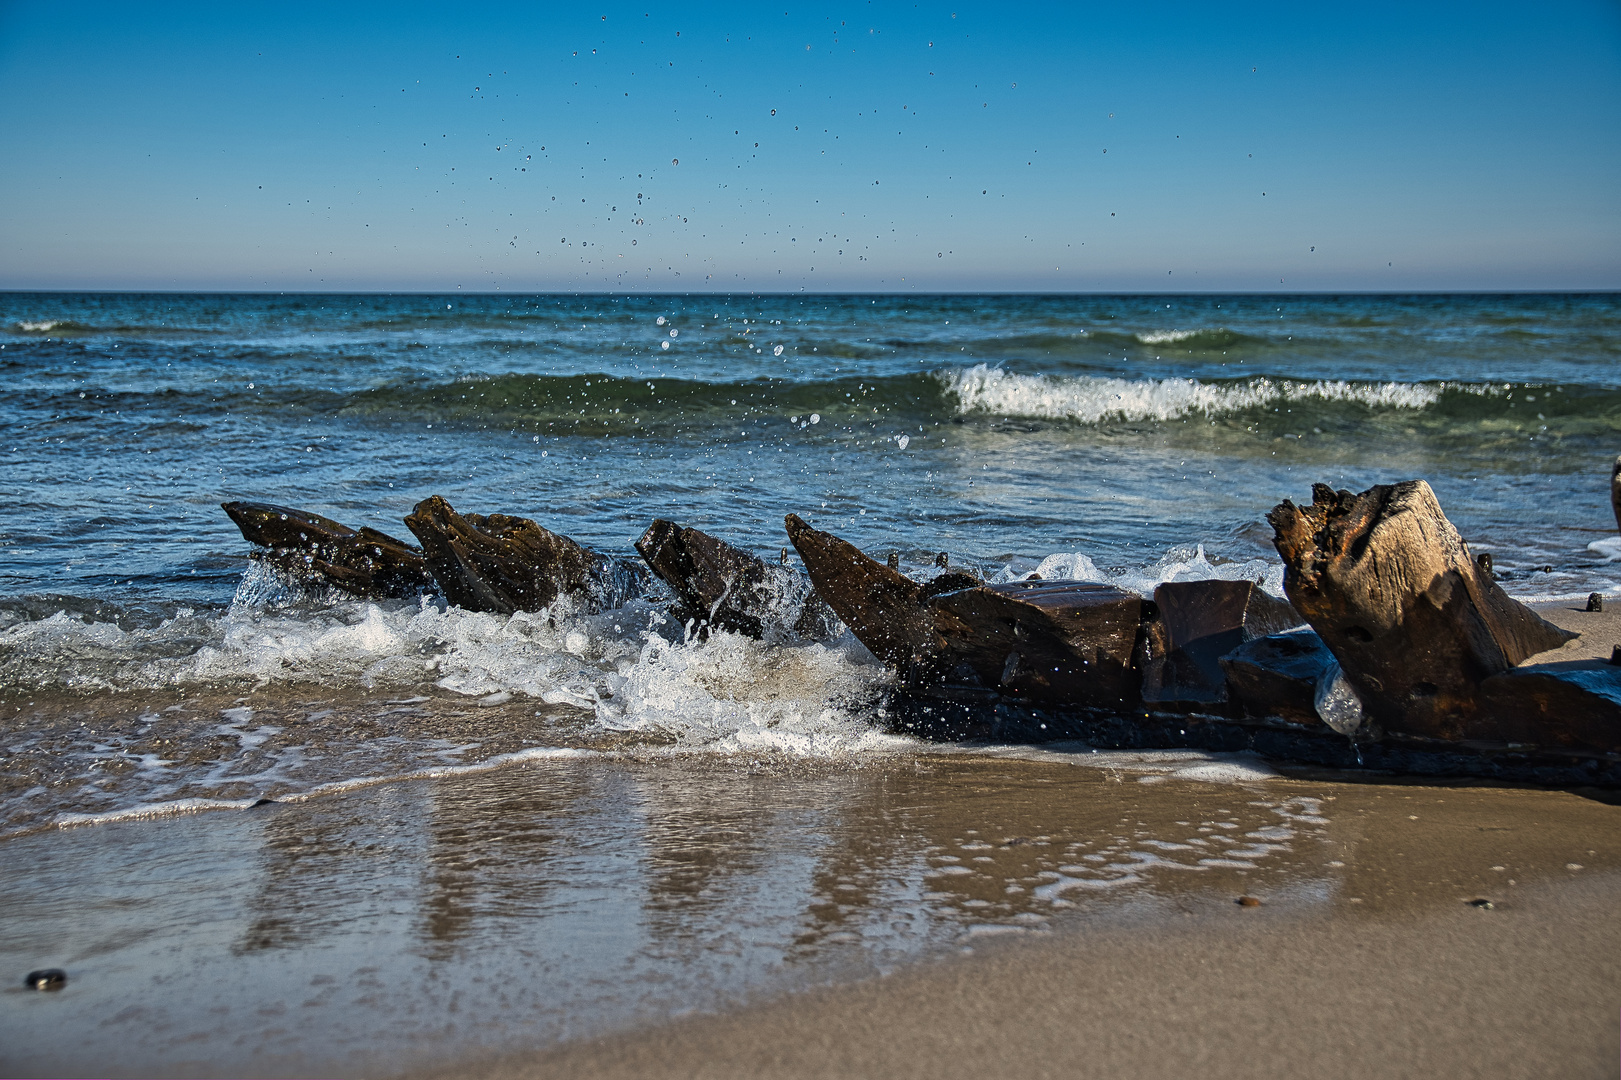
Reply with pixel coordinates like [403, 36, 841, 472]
[336, 367, 1529, 431]
[21, 367, 1605, 437]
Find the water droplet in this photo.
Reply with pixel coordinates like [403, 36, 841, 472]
[669, 328, 679, 338]
[773, 344, 784, 356]
[897, 434, 910, 449]
[660, 340, 670, 350]
[810, 413, 820, 424]
[656, 315, 666, 325]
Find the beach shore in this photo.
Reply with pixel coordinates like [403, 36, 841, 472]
[400, 601, 1621, 1080]
[3, 605, 1618, 1079]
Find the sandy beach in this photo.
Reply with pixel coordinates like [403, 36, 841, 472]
[447, 869, 1619, 1080]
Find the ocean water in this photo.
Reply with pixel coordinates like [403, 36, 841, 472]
[2, 291, 1620, 835]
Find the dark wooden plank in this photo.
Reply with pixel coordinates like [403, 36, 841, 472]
[1219, 630, 1337, 728]
[928, 580, 1142, 706]
[1138, 579, 1253, 709]
[783, 513, 941, 668]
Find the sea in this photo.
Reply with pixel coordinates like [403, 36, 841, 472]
[3, 290, 1620, 1074]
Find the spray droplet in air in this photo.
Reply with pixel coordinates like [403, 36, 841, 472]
[661, 340, 670, 350]
[773, 344, 784, 356]
[897, 435, 910, 449]
[656, 315, 667, 325]
[669, 328, 679, 338]
[810, 413, 820, 424]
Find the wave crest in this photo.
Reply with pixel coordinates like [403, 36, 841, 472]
[941, 364, 1444, 424]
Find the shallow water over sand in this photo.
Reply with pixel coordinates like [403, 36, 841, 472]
[2, 755, 1616, 1078]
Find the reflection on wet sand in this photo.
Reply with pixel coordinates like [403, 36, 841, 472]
[2, 753, 1617, 1078]
[416, 771, 593, 958]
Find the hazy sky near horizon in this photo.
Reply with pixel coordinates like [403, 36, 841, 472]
[1, 2, 1618, 292]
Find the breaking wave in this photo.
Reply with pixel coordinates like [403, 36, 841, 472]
[941, 364, 1460, 424]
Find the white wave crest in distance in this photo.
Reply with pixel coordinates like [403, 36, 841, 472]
[1134, 329, 1214, 344]
[941, 364, 1444, 423]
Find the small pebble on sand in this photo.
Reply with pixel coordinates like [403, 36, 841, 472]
[25, 969, 66, 991]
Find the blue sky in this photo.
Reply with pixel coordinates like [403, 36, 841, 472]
[1, 2, 1617, 291]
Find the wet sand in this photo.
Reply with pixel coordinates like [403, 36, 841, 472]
[455, 870, 1619, 1080]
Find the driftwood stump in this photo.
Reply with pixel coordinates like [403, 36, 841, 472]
[222, 501, 432, 599]
[404, 495, 618, 615]
[928, 580, 1143, 705]
[1137, 580, 1305, 710]
[1268, 481, 1574, 740]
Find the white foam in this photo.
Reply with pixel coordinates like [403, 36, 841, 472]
[45, 746, 601, 832]
[941, 364, 1445, 424]
[595, 628, 913, 755]
[1135, 329, 1207, 344]
[991, 543, 1285, 599]
[55, 796, 264, 828]
[947, 745, 1280, 784]
[1587, 537, 1621, 562]
[16, 320, 62, 332]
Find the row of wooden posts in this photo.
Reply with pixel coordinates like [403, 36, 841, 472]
[222, 477, 1621, 775]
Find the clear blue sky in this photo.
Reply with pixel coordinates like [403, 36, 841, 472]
[1, 1, 1617, 292]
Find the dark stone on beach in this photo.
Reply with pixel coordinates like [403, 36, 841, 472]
[249, 797, 277, 808]
[1588, 592, 1605, 613]
[784, 514, 941, 668]
[928, 580, 1143, 705]
[1268, 480, 1576, 742]
[1476, 552, 1495, 581]
[1611, 645, 1621, 667]
[405, 495, 633, 615]
[1467, 898, 1495, 909]
[222, 501, 433, 599]
[25, 968, 66, 991]
[1476, 661, 1621, 754]
[1236, 896, 1262, 907]
[637, 519, 820, 638]
[1220, 630, 1337, 727]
